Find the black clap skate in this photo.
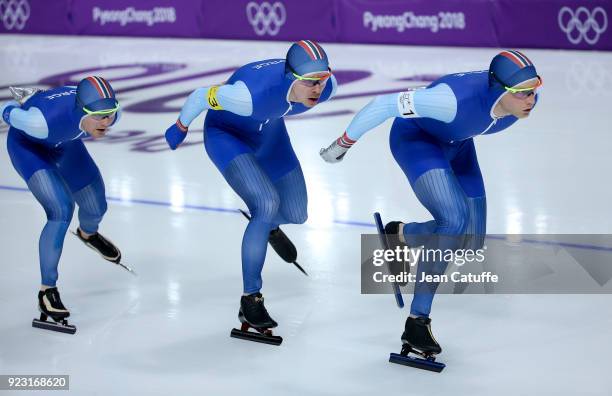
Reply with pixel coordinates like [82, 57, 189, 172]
[32, 288, 76, 334]
[384, 221, 410, 286]
[230, 293, 282, 346]
[389, 317, 445, 372]
[239, 209, 308, 276]
[72, 228, 135, 275]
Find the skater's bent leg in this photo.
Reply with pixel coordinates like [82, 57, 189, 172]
[55, 140, 106, 235]
[73, 172, 107, 235]
[408, 169, 469, 317]
[451, 139, 486, 250]
[223, 154, 280, 294]
[402, 220, 436, 247]
[27, 170, 75, 287]
[464, 196, 486, 250]
[272, 166, 308, 226]
[255, 120, 305, 227]
[410, 169, 470, 235]
[389, 120, 450, 247]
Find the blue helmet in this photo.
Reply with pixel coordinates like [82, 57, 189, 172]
[76, 76, 118, 113]
[285, 40, 329, 77]
[489, 50, 538, 88]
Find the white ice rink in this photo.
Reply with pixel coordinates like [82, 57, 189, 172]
[1, 35, 611, 395]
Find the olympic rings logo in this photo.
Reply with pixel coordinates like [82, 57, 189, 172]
[558, 6, 608, 45]
[0, 0, 30, 31]
[246, 1, 286, 36]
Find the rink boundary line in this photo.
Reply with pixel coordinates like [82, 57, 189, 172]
[2, 184, 611, 253]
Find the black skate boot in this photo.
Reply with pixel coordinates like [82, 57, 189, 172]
[230, 293, 282, 346]
[268, 227, 296, 264]
[73, 228, 135, 274]
[239, 209, 307, 276]
[32, 288, 76, 334]
[384, 221, 410, 285]
[389, 317, 445, 372]
[268, 227, 307, 275]
[402, 317, 442, 355]
[75, 228, 121, 263]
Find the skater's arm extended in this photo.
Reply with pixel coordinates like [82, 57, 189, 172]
[179, 81, 253, 125]
[164, 82, 252, 150]
[319, 84, 457, 163]
[1, 101, 49, 139]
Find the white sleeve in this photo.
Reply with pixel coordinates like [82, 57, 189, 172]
[178, 81, 253, 127]
[345, 93, 399, 141]
[6, 106, 49, 139]
[411, 83, 457, 123]
[345, 83, 458, 141]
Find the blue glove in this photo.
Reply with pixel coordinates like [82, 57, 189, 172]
[165, 120, 188, 150]
[1, 100, 19, 125]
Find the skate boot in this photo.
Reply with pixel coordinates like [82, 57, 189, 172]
[268, 227, 297, 264]
[402, 316, 442, 355]
[32, 287, 76, 334]
[230, 293, 282, 345]
[384, 221, 410, 285]
[268, 227, 307, 275]
[389, 316, 445, 372]
[75, 228, 121, 263]
[73, 228, 135, 274]
[239, 209, 307, 276]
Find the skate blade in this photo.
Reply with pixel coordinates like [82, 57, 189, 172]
[32, 318, 76, 335]
[373, 212, 405, 308]
[292, 261, 308, 276]
[116, 261, 137, 276]
[389, 352, 445, 372]
[230, 328, 283, 346]
[238, 209, 251, 220]
[70, 230, 136, 276]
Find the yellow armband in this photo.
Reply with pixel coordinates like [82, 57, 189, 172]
[207, 86, 223, 110]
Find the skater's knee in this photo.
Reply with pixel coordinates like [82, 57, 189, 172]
[436, 204, 469, 235]
[83, 199, 107, 223]
[294, 210, 308, 224]
[46, 199, 75, 223]
[284, 207, 307, 225]
[250, 192, 280, 222]
[446, 215, 469, 235]
[96, 199, 108, 218]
